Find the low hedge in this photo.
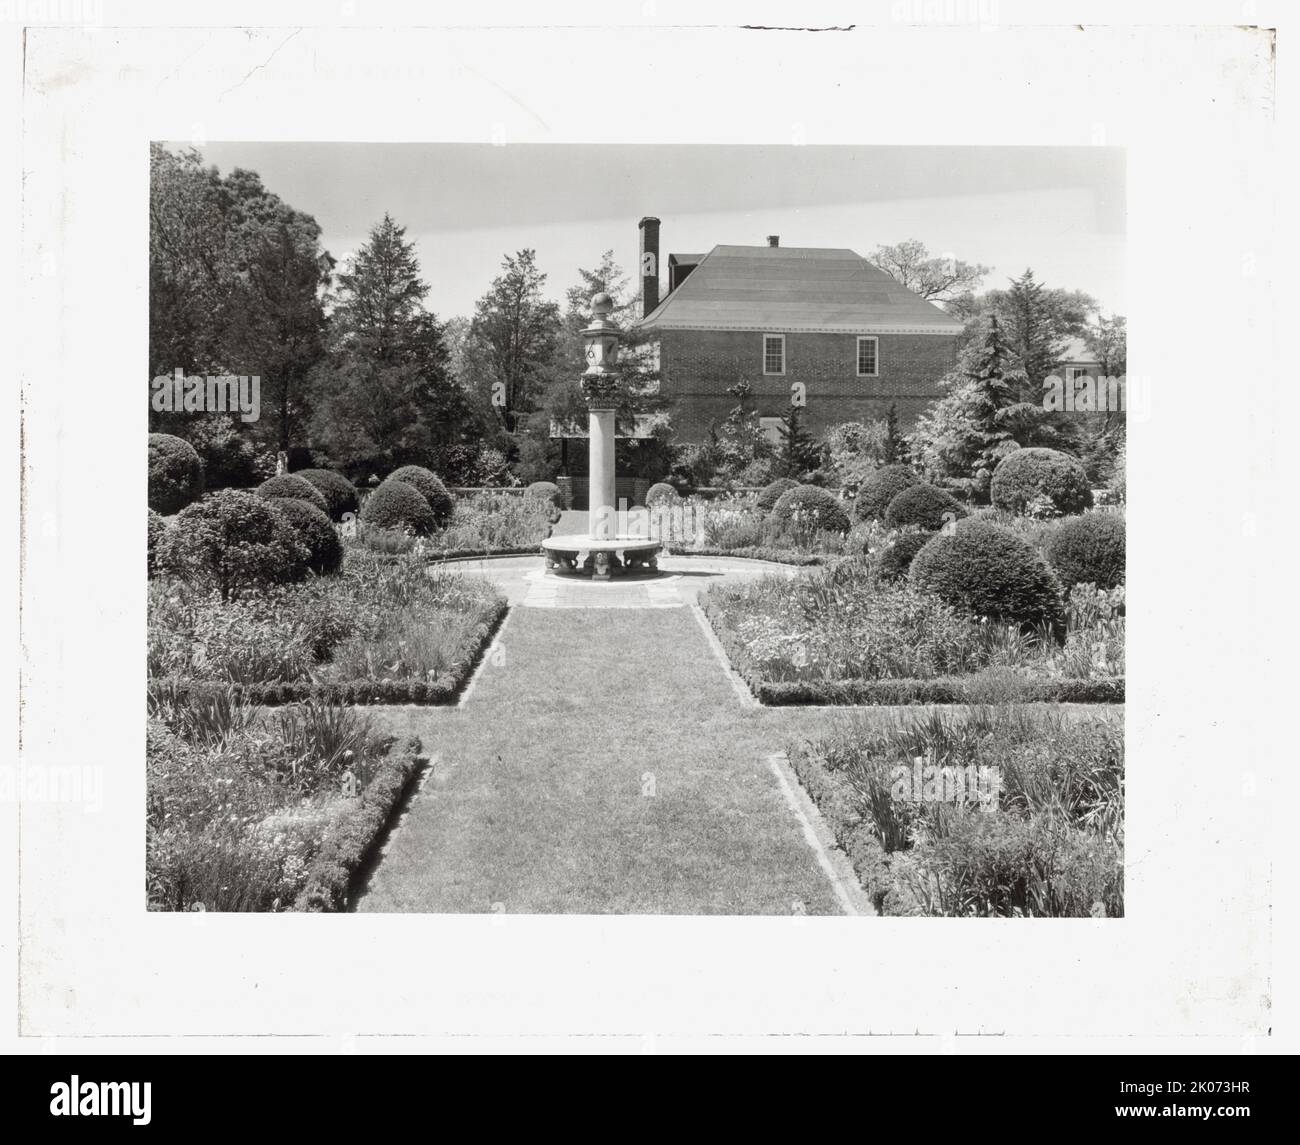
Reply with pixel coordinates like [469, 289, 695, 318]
[354, 545, 544, 563]
[665, 545, 828, 566]
[294, 468, 359, 521]
[154, 598, 507, 706]
[294, 736, 428, 912]
[755, 677, 1125, 706]
[256, 473, 330, 516]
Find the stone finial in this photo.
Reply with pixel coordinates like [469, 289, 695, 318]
[591, 291, 614, 318]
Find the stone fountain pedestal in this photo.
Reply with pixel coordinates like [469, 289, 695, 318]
[541, 291, 662, 580]
[541, 534, 662, 579]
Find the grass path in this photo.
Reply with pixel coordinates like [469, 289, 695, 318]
[357, 605, 859, 915]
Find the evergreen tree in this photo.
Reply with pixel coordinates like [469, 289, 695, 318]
[308, 214, 470, 475]
[909, 315, 1056, 501]
[776, 403, 819, 478]
[999, 269, 1068, 390]
[883, 403, 906, 464]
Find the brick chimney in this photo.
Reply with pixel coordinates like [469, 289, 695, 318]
[638, 216, 660, 318]
[767, 235, 780, 247]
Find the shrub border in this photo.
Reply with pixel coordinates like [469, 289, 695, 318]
[666, 546, 829, 566]
[756, 676, 1125, 705]
[293, 735, 428, 912]
[152, 597, 508, 706]
[350, 545, 545, 563]
[700, 596, 1123, 705]
[358, 543, 828, 567]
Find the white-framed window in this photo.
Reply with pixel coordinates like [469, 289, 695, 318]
[1065, 366, 1091, 383]
[856, 336, 879, 377]
[763, 334, 785, 375]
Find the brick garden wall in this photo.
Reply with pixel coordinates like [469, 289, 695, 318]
[656, 329, 957, 439]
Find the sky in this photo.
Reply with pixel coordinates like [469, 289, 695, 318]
[192, 143, 1126, 321]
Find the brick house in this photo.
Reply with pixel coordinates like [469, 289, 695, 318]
[1058, 336, 1102, 383]
[632, 217, 962, 443]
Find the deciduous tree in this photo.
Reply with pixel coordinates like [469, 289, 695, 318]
[869, 239, 991, 305]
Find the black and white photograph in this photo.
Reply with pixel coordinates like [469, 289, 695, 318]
[144, 141, 1128, 917]
[6, 0, 1292, 1087]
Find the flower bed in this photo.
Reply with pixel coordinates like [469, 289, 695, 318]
[652, 492, 878, 558]
[702, 561, 1124, 705]
[350, 490, 557, 558]
[149, 553, 505, 705]
[295, 736, 427, 912]
[146, 690, 420, 911]
[787, 706, 1124, 916]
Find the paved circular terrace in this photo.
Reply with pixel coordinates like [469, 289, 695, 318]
[435, 552, 800, 608]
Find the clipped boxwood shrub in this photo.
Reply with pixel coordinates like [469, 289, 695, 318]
[157, 489, 310, 600]
[148, 433, 204, 514]
[854, 464, 919, 522]
[294, 468, 359, 521]
[360, 478, 437, 537]
[756, 477, 799, 512]
[990, 447, 1093, 516]
[256, 473, 330, 517]
[147, 509, 167, 577]
[646, 482, 680, 507]
[388, 465, 454, 525]
[771, 484, 851, 534]
[909, 520, 1066, 636]
[884, 483, 968, 531]
[524, 480, 563, 508]
[876, 530, 934, 583]
[269, 497, 343, 575]
[1046, 513, 1125, 589]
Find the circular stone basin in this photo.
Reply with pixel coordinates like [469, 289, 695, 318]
[541, 534, 663, 579]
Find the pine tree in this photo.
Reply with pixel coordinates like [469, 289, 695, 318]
[1002, 269, 1066, 390]
[777, 403, 819, 478]
[883, 402, 905, 464]
[308, 214, 470, 475]
[909, 315, 1055, 500]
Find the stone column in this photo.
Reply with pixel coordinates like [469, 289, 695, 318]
[588, 406, 616, 541]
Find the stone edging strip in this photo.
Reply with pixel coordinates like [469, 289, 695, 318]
[688, 603, 759, 709]
[764, 751, 874, 917]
